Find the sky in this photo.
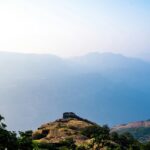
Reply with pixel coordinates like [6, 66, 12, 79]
[0, 0, 150, 59]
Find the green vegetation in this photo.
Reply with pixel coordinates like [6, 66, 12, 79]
[81, 125, 141, 150]
[0, 114, 18, 150]
[1, 114, 150, 150]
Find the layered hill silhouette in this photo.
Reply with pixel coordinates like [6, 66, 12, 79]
[0, 52, 150, 131]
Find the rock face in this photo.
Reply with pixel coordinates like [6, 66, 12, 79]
[63, 112, 79, 119]
[32, 112, 95, 145]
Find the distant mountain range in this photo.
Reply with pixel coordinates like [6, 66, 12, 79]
[0, 52, 150, 131]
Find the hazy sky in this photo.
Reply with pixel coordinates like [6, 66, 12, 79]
[0, 0, 150, 58]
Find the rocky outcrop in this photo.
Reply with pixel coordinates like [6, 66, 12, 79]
[32, 112, 95, 145]
[63, 112, 96, 125]
[63, 112, 79, 119]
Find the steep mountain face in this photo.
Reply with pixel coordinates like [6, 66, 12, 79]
[111, 120, 150, 142]
[32, 112, 95, 145]
[0, 52, 150, 131]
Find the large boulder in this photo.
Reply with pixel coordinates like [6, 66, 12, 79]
[63, 112, 80, 119]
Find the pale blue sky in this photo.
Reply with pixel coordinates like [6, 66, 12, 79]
[0, 0, 150, 59]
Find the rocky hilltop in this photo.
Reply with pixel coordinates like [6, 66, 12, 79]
[32, 112, 96, 145]
[31, 113, 150, 149]
[111, 120, 150, 142]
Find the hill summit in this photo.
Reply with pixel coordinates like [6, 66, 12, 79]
[32, 112, 95, 145]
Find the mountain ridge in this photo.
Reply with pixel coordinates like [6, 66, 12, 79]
[0, 51, 150, 131]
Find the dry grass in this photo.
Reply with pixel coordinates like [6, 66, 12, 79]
[32, 118, 93, 145]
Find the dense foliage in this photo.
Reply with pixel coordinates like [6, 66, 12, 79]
[1, 114, 150, 150]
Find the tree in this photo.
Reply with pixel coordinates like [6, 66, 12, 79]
[0, 114, 6, 129]
[110, 132, 119, 142]
[81, 125, 110, 149]
[0, 114, 18, 150]
[93, 125, 110, 149]
[18, 130, 33, 150]
[59, 137, 76, 150]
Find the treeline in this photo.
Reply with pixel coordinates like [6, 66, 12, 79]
[1, 115, 150, 150]
[0, 114, 33, 150]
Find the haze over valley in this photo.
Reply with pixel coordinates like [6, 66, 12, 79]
[0, 52, 150, 131]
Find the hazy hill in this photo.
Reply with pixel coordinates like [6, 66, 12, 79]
[112, 120, 150, 142]
[0, 52, 150, 131]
